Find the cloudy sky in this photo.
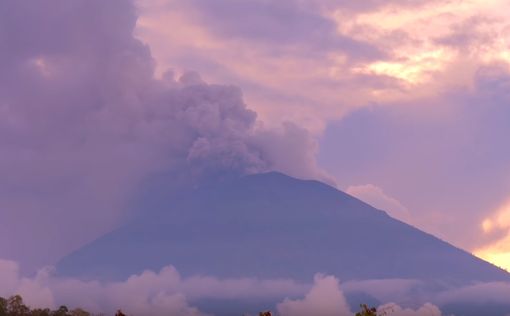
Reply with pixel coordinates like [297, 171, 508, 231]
[134, 0, 510, 271]
[1, 0, 510, 277]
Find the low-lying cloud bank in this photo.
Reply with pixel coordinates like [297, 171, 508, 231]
[277, 275, 442, 316]
[0, 258, 306, 316]
[277, 275, 352, 316]
[4, 258, 510, 316]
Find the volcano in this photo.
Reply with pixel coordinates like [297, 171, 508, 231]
[57, 172, 508, 285]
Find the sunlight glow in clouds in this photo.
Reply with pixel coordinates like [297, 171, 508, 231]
[136, 0, 510, 131]
[475, 200, 510, 271]
[355, 48, 454, 84]
[332, 0, 510, 90]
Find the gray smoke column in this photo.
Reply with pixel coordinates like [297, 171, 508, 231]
[0, 0, 327, 271]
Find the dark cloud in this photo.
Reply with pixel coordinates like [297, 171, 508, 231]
[308, 0, 441, 12]
[0, 0, 325, 271]
[434, 15, 503, 51]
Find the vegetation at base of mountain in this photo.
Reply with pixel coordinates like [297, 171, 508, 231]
[256, 304, 387, 316]
[0, 295, 114, 316]
[1, 294, 384, 316]
[355, 304, 378, 316]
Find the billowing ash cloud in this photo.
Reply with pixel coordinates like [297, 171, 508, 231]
[0, 0, 327, 270]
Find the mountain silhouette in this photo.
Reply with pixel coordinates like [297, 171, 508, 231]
[57, 172, 509, 285]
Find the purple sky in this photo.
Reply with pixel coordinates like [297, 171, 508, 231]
[1, 0, 510, 276]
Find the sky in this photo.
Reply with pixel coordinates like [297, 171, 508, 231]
[1, 0, 510, 279]
[134, 0, 510, 270]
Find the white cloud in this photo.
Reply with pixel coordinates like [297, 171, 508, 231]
[277, 274, 353, 316]
[342, 279, 421, 305]
[276, 274, 445, 316]
[0, 259, 309, 316]
[378, 303, 442, 316]
[0, 260, 54, 309]
[13, 260, 510, 316]
[436, 281, 510, 305]
[346, 184, 411, 223]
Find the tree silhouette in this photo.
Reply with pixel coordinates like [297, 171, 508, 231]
[6, 295, 30, 316]
[355, 304, 378, 316]
[0, 295, 99, 316]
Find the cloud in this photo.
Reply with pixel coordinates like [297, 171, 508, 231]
[474, 200, 510, 271]
[0, 260, 54, 309]
[0, 0, 328, 271]
[436, 281, 510, 305]
[342, 279, 422, 306]
[0, 259, 311, 316]
[16, 260, 510, 316]
[346, 184, 411, 223]
[253, 122, 336, 185]
[319, 63, 510, 251]
[378, 303, 442, 316]
[52, 267, 207, 316]
[277, 274, 353, 316]
[170, 0, 384, 60]
[134, 0, 408, 131]
[0, 259, 206, 316]
[276, 274, 444, 316]
[137, 0, 510, 131]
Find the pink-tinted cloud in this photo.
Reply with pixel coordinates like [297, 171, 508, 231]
[10, 257, 510, 316]
[3, 0, 510, 280]
[378, 303, 442, 316]
[277, 274, 444, 316]
[436, 281, 510, 304]
[0, 259, 207, 316]
[346, 184, 411, 223]
[320, 63, 510, 251]
[0, 258, 311, 316]
[1, 259, 452, 316]
[0, 0, 328, 272]
[136, 0, 510, 129]
[277, 275, 352, 316]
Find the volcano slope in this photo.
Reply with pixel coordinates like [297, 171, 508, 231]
[57, 172, 509, 285]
